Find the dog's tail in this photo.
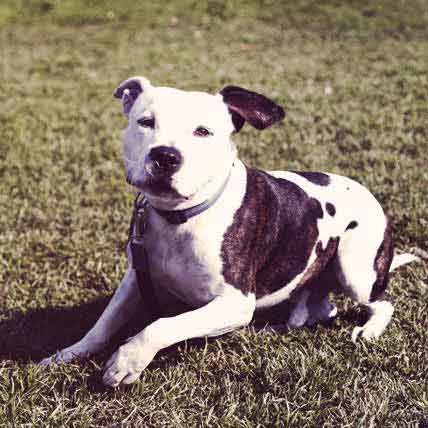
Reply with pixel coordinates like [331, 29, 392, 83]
[389, 252, 420, 272]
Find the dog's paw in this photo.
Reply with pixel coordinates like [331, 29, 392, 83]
[38, 342, 93, 367]
[351, 325, 381, 343]
[102, 339, 157, 387]
[307, 300, 337, 326]
[39, 349, 80, 367]
[287, 304, 309, 329]
[39, 355, 58, 367]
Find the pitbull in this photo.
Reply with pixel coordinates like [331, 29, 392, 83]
[40, 77, 417, 387]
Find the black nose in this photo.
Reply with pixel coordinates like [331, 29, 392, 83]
[148, 146, 182, 174]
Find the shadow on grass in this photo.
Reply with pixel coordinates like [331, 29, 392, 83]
[0, 296, 115, 362]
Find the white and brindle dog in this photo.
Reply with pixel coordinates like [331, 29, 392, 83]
[40, 77, 417, 387]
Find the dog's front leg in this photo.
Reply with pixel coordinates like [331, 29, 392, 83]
[102, 290, 256, 387]
[40, 268, 142, 366]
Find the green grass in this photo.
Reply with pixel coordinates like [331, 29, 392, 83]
[0, 1, 427, 426]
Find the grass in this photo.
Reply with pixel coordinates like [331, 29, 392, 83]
[0, 1, 427, 426]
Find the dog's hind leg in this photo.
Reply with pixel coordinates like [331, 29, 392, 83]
[305, 263, 340, 326]
[288, 279, 339, 329]
[334, 216, 395, 341]
[287, 288, 310, 329]
[288, 289, 338, 329]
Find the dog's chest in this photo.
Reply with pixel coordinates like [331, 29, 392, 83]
[143, 217, 226, 306]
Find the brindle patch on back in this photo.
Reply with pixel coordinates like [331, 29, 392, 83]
[370, 219, 394, 301]
[221, 167, 331, 298]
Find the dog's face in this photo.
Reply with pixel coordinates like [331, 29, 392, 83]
[114, 77, 285, 207]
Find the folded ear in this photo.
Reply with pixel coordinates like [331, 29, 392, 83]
[113, 76, 151, 116]
[219, 85, 285, 132]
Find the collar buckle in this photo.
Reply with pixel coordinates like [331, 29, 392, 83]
[130, 193, 149, 270]
[133, 193, 149, 241]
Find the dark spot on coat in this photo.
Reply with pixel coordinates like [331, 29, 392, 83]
[221, 167, 329, 298]
[325, 202, 336, 217]
[291, 171, 331, 186]
[346, 220, 358, 231]
[370, 220, 394, 301]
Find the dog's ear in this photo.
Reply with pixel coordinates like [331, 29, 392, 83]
[113, 76, 151, 116]
[219, 85, 285, 132]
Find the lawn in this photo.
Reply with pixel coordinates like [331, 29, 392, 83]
[0, 1, 427, 427]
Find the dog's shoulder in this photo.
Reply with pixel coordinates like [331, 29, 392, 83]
[221, 166, 325, 296]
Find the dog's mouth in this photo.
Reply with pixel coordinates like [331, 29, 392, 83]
[144, 176, 184, 198]
[126, 169, 212, 204]
[129, 171, 190, 201]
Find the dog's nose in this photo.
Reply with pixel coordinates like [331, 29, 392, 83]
[148, 146, 182, 174]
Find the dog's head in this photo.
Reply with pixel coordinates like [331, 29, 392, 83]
[114, 76, 285, 209]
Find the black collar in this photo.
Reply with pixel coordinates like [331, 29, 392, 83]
[135, 169, 232, 225]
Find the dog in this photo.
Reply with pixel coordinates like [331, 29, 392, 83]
[40, 77, 418, 387]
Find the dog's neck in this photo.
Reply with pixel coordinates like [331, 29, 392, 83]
[145, 160, 236, 215]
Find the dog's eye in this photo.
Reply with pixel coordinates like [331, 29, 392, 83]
[137, 117, 155, 128]
[193, 126, 213, 137]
